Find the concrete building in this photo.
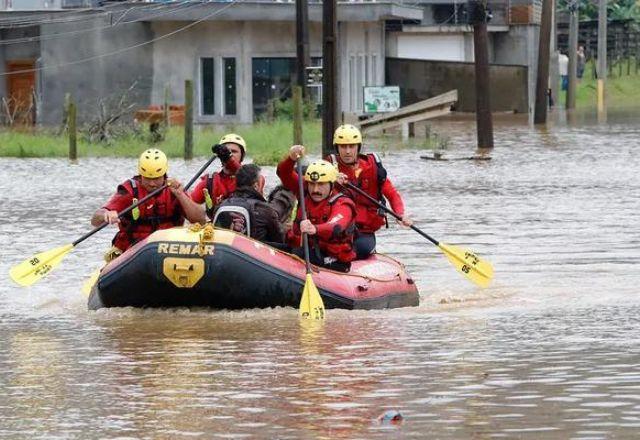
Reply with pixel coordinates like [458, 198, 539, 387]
[0, 0, 542, 126]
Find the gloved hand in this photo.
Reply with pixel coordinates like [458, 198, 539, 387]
[212, 143, 232, 163]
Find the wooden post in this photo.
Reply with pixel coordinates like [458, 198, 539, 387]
[62, 92, 70, 133]
[322, 0, 338, 157]
[293, 85, 303, 145]
[472, 1, 494, 149]
[535, 0, 553, 124]
[184, 79, 193, 160]
[566, 2, 578, 109]
[68, 97, 77, 161]
[163, 85, 170, 128]
[296, 0, 310, 96]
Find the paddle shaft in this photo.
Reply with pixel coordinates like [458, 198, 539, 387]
[296, 159, 312, 274]
[342, 182, 440, 247]
[72, 154, 218, 247]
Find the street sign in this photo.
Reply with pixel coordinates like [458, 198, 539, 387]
[306, 66, 323, 87]
[363, 86, 400, 113]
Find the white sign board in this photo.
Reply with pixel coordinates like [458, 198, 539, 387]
[363, 86, 400, 113]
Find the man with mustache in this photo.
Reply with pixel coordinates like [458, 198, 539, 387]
[287, 125, 411, 259]
[277, 156, 356, 272]
[91, 148, 206, 261]
[190, 133, 245, 220]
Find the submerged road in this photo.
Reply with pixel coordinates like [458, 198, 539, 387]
[1, 110, 639, 438]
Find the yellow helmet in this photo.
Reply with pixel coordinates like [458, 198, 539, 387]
[333, 124, 362, 145]
[138, 148, 168, 179]
[219, 133, 247, 153]
[304, 160, 338, 183]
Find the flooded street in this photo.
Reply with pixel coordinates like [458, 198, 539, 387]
[1, 110, 640, 438]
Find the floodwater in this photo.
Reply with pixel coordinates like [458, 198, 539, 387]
[1, 109, 639, 438]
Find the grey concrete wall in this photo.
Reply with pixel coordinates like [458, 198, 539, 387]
[386, 57, 529, 113]
[493, 24, 539, 115]
[39, 17, 153, 125]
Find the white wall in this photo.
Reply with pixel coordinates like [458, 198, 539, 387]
[151, 19, 385, 122]
[393, 33, 467, 62]
[340, 21, 385, 114]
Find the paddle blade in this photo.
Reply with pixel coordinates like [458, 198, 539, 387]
[9, 244, 74, 287]
[438, 243, 494, 288]
[299, 273, 325, 320]
[82, 269, 101, 296]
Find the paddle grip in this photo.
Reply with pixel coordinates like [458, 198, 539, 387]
[296, 159, 312, 274]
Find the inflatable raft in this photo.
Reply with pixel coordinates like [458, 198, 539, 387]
[87, 225, 419, 310]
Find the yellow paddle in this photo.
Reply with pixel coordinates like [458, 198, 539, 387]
[342, 182, 494, 288]
[296, 159, 325, 320]
[10, 151, 220, 288]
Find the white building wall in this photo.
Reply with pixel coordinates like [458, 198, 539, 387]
[151, 20, 323, 124]
[393, 33, 467, 62]
[151, 19, 385, 122]
[340, 21, 385, 114]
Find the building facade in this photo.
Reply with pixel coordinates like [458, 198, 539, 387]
[0, 0, 542, 126]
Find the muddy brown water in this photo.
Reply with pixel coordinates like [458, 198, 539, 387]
[1, 110, 639, 438]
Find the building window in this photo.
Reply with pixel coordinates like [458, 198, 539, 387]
[252, 57, 295, 118]
[201, 57, 215, 116]
[223, 57, 236, 116]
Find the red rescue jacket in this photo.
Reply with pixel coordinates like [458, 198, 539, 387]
[103, 176, 185, 251]
[288, 192, 357, 263]
[327, 153, 405, 234]
[190, 158, 241, 219]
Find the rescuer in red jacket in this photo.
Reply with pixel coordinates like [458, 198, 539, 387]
[190, 133, 245, 219]
[91, 149, 206, 261]
[287, 125, 412, 259]
[277, 157, 356, 272]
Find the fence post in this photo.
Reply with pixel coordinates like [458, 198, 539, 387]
[163, 85, 170, 128]
[184, 79, 193, 161]
[68, 96, 77, 161]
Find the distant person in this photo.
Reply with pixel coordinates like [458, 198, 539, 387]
[559, 51, 569, 91]
[190, 133, 245, 220]
[213, 164, 285, 244]
[577, 45, 586, 80]
[91, 149, 205, 261]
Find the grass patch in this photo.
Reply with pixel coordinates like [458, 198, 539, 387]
[0, 120, 323, 164]
[0, 118, 446, 163]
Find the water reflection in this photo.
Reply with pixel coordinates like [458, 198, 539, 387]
[1, 110, 640, 437]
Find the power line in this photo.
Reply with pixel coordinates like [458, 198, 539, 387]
[0, 0, 244, 77]
[0, 0, 172, 27]
[0, 1, 201, 46]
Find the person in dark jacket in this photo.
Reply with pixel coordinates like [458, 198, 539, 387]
[213, 164, 285, 244]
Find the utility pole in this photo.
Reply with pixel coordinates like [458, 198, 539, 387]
[471, 0, 493, 149]
[534, 0, 553, 124]
[295, 0, 310, 94]
[597, 0, 607, 115]
[322, 0, 337, 157]
[566, 0, 578, 109]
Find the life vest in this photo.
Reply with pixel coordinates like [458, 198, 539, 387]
[289, 192, 356, 263]
[112, 177, 184, 251]
[203, 171, 236, 219]
[328, 153, 388, 233]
